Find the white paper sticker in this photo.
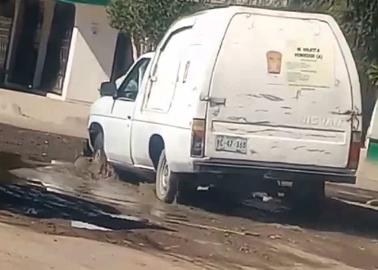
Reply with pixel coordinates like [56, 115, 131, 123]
[285, 41, 334, 90]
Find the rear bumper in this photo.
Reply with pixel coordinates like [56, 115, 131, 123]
[193, 158, 357, 184]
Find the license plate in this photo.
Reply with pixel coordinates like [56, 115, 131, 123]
[216, 135, 248, 154]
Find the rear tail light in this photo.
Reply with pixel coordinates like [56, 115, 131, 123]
[348, 131, 362, 169]
[191, 119, 206, 157]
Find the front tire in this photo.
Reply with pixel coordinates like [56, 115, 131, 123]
[92, 132, 113, 178]
[93, 132, 107, 165]
[155, 150, 179, 203]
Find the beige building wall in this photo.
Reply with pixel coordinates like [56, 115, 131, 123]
[56, 0, 288, 104]
[62, 4, 118, 103]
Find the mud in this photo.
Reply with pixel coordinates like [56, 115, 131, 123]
[0, 124, 377, 269]
[0, 123, 85, 163]
[2, 159, 378, 269]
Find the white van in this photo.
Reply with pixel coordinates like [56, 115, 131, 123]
[88, 6, 362, 205]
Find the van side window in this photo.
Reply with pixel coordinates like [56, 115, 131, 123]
[117, 58, 150, 101]
[145, 28, 192, 111]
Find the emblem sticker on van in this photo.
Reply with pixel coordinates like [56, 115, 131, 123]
[216, 135, 248, 154]
[267, 50, 282, 74]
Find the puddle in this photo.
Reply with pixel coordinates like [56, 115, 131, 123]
[71, 221, 112, 232]
[243, 198, 289, 214]
[107, 213, 146, 223]
[193, 239, 223, 247]
[0, 152, 37, 185]
[0, 152, 33, 170]
[0, 183, 168, 232]
[150, 207, 176, 220]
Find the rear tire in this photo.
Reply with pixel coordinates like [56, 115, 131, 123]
[288, 180, 325, 214]
[155, 150, 179, 203]
[177, 178, 198, 204]
[210, 175, 252, 207]
[210, 187, 243, 207]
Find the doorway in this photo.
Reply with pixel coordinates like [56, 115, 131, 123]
[41, 2, 75, 95]
[7, 0, 44, 90]
[0, 0, 14, 83]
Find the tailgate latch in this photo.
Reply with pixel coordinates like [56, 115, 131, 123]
[200, 95, 226, 107]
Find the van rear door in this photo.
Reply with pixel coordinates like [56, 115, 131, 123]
[205, 13, 354, 168]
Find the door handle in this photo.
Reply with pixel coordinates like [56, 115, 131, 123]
[210, 97, 227, 107]
[200, 95, 226, 106]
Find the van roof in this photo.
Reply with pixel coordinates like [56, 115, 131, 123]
[188, 5, 333, 23]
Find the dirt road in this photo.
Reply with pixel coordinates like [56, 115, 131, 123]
[0, 124, 378, 270]
[0, 223, 202, 270]
[0, 123, 85, 163]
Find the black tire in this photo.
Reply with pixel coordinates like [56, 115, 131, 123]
[83, 139, 93, 157]
[93, 132, 107, 165]
[210, 187, 244, 208]
[288, 180, 325, 214]
[92, 131, 114, 178]
[155, 150, 179, 203]
[210, 175, 253, 207]
[176, 178, 198, 204]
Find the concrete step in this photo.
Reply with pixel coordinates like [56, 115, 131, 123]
[0, 88, 89, 138]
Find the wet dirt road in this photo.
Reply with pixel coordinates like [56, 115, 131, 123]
[0, 124, 378, 270]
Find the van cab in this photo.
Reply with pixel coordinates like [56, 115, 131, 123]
[88, 6, 362, 205]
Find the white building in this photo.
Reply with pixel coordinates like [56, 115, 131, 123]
[0, 0, 133, 103]
[0, 0, 288, 104]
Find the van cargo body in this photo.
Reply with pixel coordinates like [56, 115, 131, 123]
[189, 9, 362, 183]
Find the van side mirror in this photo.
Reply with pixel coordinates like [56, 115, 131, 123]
[100, 82, 116, 97]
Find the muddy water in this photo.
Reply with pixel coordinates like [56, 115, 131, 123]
[1, 153, 378, 269]
[0, 152, 30, 169]
[0, 155, 166, 233]
[0, 152, 36, 185]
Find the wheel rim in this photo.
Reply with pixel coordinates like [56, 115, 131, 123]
[159, 162, 169, 196]
[93, 149, 105, 163]
[94, 149, 101, 162]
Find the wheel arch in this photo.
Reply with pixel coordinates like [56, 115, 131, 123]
[89, 122, 104, 149]
[148, 134, 165, 170]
